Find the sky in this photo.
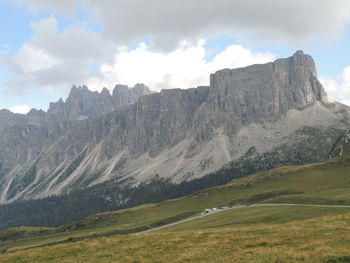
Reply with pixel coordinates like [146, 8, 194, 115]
[0, 0, 350, 114]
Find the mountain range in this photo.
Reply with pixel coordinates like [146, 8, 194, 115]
[0, 50, 349, 204]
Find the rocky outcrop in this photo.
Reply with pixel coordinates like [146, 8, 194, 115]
[47, 83, 153, 121]
[329, 129, 350, 158]
[0, 84, 152, 131]
[0, 109, 46, 132]
[0, 51, 349, 203]
[195, 50, 327, 137]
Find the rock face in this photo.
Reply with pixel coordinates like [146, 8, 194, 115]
[0, 51, 349, 203]
[329, 129, 350, 158]
[0, 109, 46, 132]
[200, 50, 326, 133]
[0, 84, 153, 129]
[47, 83, 153, 121]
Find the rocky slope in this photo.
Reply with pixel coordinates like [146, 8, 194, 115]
[0, 83, 152, 130]
[0, 109, 46, 132]
[0, 51, 349, 203]
[329, 128, 350, 158]
[47, 83, 152, 121]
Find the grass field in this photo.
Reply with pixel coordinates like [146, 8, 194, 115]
[164, 205, 350, 231]
[1, 211, 350, 262]
[1, 149, 350, 261]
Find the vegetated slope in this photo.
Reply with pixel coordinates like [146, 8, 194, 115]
[1, 51, 349, 203]
[329, 128, 350, 158]
[163, 205, 350, 232]
[56, 151, 350, 234]
[1, 139, 350, 254]
[0, 125, 343, 230]
[2, 212, 349, 263]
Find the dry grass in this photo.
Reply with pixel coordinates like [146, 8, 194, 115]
[2, 213, 350, 263]
[2, 156, 350, 262]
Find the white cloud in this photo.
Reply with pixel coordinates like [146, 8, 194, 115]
[0, 16, 116, 94]
[320, 67, 350, 106]
[11, 0, 80, 17]
[29, 17, 114, 62]
[89, 41, 275, 91]
[9, 105, 31, 114]
[1, 17, 275, 95]
[15, 44, 60, 73]
[4, 1, 349, 105]
[11, 0, 350, 50]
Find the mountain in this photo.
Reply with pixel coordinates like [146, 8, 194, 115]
[47, 83, 152, 121]
[0, 109, 46, 132]
[0, 51, 349, 204]
[0, 84, 152, 131]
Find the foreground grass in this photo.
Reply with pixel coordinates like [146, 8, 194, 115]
[2, 157, 350, 254]
[164, 205, 350, 231]
[1, 212, 350, 263]
[3, 205, 350, 254]
[1, 205, 350, 258]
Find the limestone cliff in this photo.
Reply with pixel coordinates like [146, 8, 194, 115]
[0, 51, 348, 203]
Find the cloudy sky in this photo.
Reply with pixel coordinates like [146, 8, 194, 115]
[0, 0, 350, 113]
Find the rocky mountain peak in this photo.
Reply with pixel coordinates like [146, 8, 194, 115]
[112, 83, 153, 106]
[207, 51, 327, 130]
[1, 51, 349, 204]
[292, 50, 309, 60]
[113, 84, 129, 94]
[132, 83, 152, 96]
[66, 85, 96, 102]
[46, 84, 154, 121]
[292, 50, 313, 63]
[101, 87, 111, 96]
[286, 50, 318, 79]
[27, 108, 46, 117]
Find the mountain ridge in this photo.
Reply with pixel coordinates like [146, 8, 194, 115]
[0, 51, 349, 204]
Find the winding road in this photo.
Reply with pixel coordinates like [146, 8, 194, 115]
[138, 203, 350, 234]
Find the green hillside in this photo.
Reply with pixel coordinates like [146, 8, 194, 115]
[1, 132, 350, 261]
[0, 126, 343, 231]
[2, 212, 350, 263]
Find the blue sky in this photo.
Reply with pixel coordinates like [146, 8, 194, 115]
[1, 0, 350, 113]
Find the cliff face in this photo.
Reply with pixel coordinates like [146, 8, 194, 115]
[47, 83, 153, 121]
[0, 51, 348, 203]
[196, 50, 326, 134]
[0, 109, 46, 132]
[0, 84, 152, 131]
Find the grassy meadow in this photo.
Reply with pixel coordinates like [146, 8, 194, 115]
[1, 211, 350, 262]
[1, 151, 350, 262]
